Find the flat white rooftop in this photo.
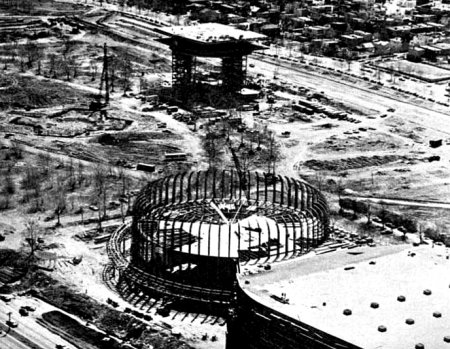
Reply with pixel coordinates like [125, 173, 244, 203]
[157, 23, 266, 43]
[242, 244, 450, 349]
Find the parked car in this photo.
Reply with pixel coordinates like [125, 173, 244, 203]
[0, 295, 12, 302]
[6, 320, 18, 328]
[22, 305, 36, 312]
[19, 307, 29, 317]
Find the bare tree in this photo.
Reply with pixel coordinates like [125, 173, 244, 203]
[66, 158, 76, 191]
[315, 172, 324, 191]
[0, 164, 14, 210]
[262, 130, 280, 174]
[379, 202, 388, 228]
[24, 39, 41, 69]
[47, 53, 58, 78]
[18, 43, 27, 72]
[21, 164, 42, 210]
[24, 218, 40, 262]
[77, 161, 84, 187]
[60, 58, 72, 81]
[5, 36, 19, 68]
[10, 140, 23, 159]
[3, 35, 11, 70]
[203, 124, 224, 170]
[93, 166, 108, 231]
[37, 152, 52, 177]
[118, 51, 133, 94]
[90, 60, 98, 81]
[365, 201, 372, 225]
[116, 167, 132, 222]
[108, 56, 119, 93]
[54, 174, 67, 226]
[69, 56, 80, 79]
[2, 169, 16, 196]
[61, 36, 76, 60]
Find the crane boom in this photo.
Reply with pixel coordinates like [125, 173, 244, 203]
[227, 138, 250, 201]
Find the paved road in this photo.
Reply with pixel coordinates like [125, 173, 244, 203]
[0, 327, 31, 349]
[342, 195, 450, 209]
[0, 296, 77, 349]
[249, 55, 450, 136]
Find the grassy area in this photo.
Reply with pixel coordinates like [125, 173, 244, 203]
[41, 310, 117, 349]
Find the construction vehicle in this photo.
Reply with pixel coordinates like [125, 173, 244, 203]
[6, 319, 18, 328]
[6, 312, 18, 328]
[22, 305, 36, 312]
[72, 256, 82, 265]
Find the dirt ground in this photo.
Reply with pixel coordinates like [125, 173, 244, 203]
[1, 1, 450, 349]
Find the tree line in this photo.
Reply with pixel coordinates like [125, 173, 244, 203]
[1, 36, 135, 94]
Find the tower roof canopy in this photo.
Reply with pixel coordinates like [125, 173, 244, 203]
[156, 23, 267, 57]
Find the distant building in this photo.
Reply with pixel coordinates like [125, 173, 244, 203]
[407, 46, 425, 61]
[304, 25, 331, 39]
[260, 23, 280, 38]
[340, 34, 365, 48]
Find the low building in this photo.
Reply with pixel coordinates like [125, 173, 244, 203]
[304, 25, 330, 39]
[340, 34, 365, 48]
[407, 46, 425, 61]
[421, 44, 443, 60]
[260, 23, 280, 38]
[353, 30, 372, 41]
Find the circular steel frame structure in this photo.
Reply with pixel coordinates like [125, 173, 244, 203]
[108, 170, 330, 309]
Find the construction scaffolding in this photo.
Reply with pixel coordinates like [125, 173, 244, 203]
[171, 52, 195, 98]
[222, 55, 246, 92]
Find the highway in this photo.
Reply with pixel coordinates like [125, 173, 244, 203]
[0, 295, 78, 349]
[342, 195, 450, 209]
[249, 55, 450, 136]
[0, 326, 33, 349]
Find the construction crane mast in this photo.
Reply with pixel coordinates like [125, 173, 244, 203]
[89, 43, 110, 119]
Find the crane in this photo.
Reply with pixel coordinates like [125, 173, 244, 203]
[89, 43, 110, 119]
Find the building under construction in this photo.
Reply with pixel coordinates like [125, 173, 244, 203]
[108, 170, 330, 313]
[156, 23, 266, 102]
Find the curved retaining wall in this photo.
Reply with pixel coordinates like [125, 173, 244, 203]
[226, 283, 362, 349]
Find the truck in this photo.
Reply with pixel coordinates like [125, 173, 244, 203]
[166, 106, 178, 114]
[164, 153, 187, 162]
[136, 163, 156, 173]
